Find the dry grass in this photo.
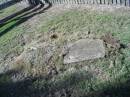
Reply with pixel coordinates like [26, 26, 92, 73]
[0, 5, 130, 97]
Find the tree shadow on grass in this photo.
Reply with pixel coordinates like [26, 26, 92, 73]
[0, 1, 52, 37]
[87, 79, 130, 97]
[0, 68, 130, 97]
[102, 81, 130, 97]
[0, 0, 22, 10]
[0, 69, 93, 97]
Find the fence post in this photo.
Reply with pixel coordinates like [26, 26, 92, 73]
[129, 0, 130, 6]
[120, 0, 122, 5]
[125, 0, 127, 6]
[100, 0, 102, 4]
[104, 0, 106, 4]
[112, 0, 113, 4]
[116, 0, 117, 4]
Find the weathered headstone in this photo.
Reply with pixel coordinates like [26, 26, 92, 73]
[127, 43, 130, 49]
[64, 39, 105, 64]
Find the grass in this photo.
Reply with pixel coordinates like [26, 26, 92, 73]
[0, 74, 11, 84]
[0, 5, 130, 97]
[41, 9, 130, 44]
[0, 3, 19, 19]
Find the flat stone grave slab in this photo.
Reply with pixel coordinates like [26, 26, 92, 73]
[64, 39, 105, 64]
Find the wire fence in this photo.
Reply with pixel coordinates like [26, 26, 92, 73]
[0, 0, 130, 10]
[45, 0, 130, 6]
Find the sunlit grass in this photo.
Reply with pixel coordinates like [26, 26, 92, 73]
[0, 5, 130, 97]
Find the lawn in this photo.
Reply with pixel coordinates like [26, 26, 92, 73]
[0, 4, 130, 97]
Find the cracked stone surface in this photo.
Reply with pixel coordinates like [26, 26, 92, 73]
[64, 39, 105, 64]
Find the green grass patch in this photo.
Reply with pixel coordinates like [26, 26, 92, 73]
[41, 10, 130, 44]
[1, 7, 130, 97]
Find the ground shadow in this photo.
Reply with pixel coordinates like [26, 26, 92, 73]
[101, 81, 130, 97]
[0, 68, 130, 97]
[87, 79, 130, 97]
[0, 69, 93, 97]
[0, 0, 52, 37]
[0, 0, 22, 10]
